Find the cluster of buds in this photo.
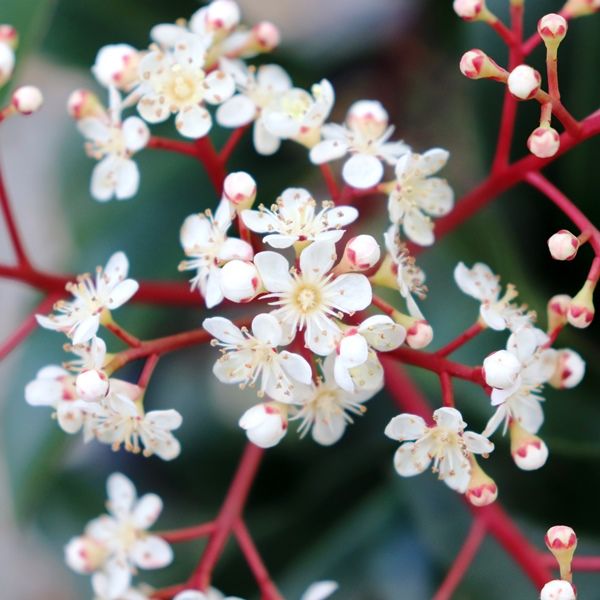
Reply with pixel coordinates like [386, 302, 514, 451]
[546, 282, 596, 332]
[540, 525, 578, 599]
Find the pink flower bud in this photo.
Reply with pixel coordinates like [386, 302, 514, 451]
[510, 423, 549, 471]
[76, 369, 109, 401]
[538, 13, 568, 45]
[483, 350, 521, 389]
[545, 525, 577, 552]
[205, 0, 241, 32]
[548, 229, 579, 261]
[459, 49, 507, 81]
[562, 0, 599, 17]
[220, 260, 261, 303]
[527, 126, 560, 158]
[550, 349, 585, 389]
[540, 580, 576, 600]
[67, 89, 106, 120]
[465, 457, 498, 507]
[547, 294, 571, 330]
[343, 235, 381, 271]
[507, 65, 541, 100]
[567, 280, 595, 328]
[0, 25, 18, 49]
[11, 86, 43, 115]
[223, 171, 257, 209]
[92, 44, 140, 90]
[406, 320, 433, 349]
[347, 100, 389, 139]
[252, 21, 280, 51]
[64, 536, 107, 574]
[453, 0, 486, 21]
[0, 42, 15, 86]
[239, 402, 288, 448]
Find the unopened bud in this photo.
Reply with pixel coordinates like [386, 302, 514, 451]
[562, 0, 600, 18]
[251, 21, 281, 51]
[64, 536, 107, 574]
[92, 44, 140, 90]
[567, 280, 595, 328]
[507, 65, 542, 100]
[547, 294, 571, 330]
[540, 580, 576, 600]
[538, 13, 568, 47]
[465, 456, 498, 507]
[239, 402, 288, 448]
[396, 315, 433, 349]
[528, 126, 560, 158]
[76, 369, 109, 401]
[0, 42, 15, 87]
[341, 235, 381, 272]
[459, 49, 507, 81]
[12, 86, 43, 115]
[67, 89, 106, 120]
[220, 260, 261, 303]
[483, 350, 521, 389]
[510, 422, 549, 471]
[546, 525, 577, 583]
[550, 349, 585, 389]
[347, 100, 388, 139]
[224, 171, 257, 210]
[548, 229, 579, 261]
[205, 0, 241, 32]
[453, 0, 486, 21]
[0, 25, 18, 49]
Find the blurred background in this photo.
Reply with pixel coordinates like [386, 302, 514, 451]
[1, 0, 599, 598]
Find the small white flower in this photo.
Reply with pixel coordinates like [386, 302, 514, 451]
[65, 473, 172, 599]
[72, 337, 110, 401]
[239, 402, 288, 448]
[136, 34, 234, 138]
[220, 259, 261, 303]
[36, 252, 138, 344]
[454, 262, 534, 331]
[262, 79, 335, 149]
[203, 313, 313, 402]
[385, 407, 494, 493]
[223, 171, 257, 208]
[217, 61, 292, 155]
[254, 240, 372, 355]
[11, 85, 44, 114]
[310, 100, 409, 189]
[294, 354, 380, 445]
[507, 65, 541, 100]
[93, 44, 141, 91]
[341, 235, 381, 271]
[387, 149, 454, 246]
[241, 187, 358, 249]
[179, 199, 253, 308]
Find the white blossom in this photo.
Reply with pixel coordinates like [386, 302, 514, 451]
[254, 240, 372, 355]
[74, 336, 110, 401]
[36, 252, 138, 344]
[241, 187, 358, 249]
[385, 407, 494, 493]
[387, 149, 454, 246]
[11, 85, 44, 114]
[310, 100, 409, 189]
[239, 402, 288, 448]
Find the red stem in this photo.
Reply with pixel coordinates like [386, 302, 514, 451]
[104, 319, 141, 347]
[439, 371, 454, 407]
[0, 163, 31, 267]
[195, 136, 227, 194]
[147, 136, 199, 158]
[521, 9, 570, 57]
[138, 353, 160, 388]
[219, 126, 249, 163]
[151, 583, 188, 600]
[432, 518, 487, 600]
[190, 443, 264, 590]
[436, 321, 484, 357]
[540, 554, 600, 572]
[319, 164, 341, 203]
[158, 521, 215, 543]
[371, 294, 396, 316]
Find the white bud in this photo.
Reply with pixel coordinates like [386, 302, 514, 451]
[483, 350, 521, 389]
[220, 260, 261, 303]
[528, 127, 560, 158]
[547, 294, 571, 330]
[459, 49, 506, 81]
[562, 0, 600, 18]
[64, 536, 107, 574]
[511, 425, 549, 471]
[205, 0, 241, 32]
[540, 580, 576, 600]
[239, 403, 288, 448]
[251, 21, 280, 51]
[546, 525, 577, 552]
[92, 44, 140, 90]
[67, 89, 106, 120]
[453, 0, 486, 21]
[11, 86, 43, 114]
[0, 42, 14, 86]
[406, 320, 433, 349]
[538, 13, 568, 44]
[548, 230, 579, 261]
[567, 280, 595, 328]
[343, 235, 381, 271]
[507, 65, 541, 100]
[75, 369, 109, 401]
[223, 171, 257, 209]
[0, 25, 18, 49]
[347, 100, 388, 139]
[550, 349, 585, 389]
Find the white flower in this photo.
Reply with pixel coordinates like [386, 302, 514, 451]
[216, 62, 292, 155]
[172, 581, 338, 600]
[310, 100, 409, 189]
[507, 65, 541, 100]
[239, 402, 288, 448]
[254, 240, 372, 355]
[294, 354, 380, 445]
[387, 149, 454, 246]
[136, 34, 234, 138]
[220, 259, 261, 303]
[454, 262, 534, 331]
[78, 88, 149, 201]
[383, 226, 427, 318]
[65, 473, 172, 600]
[72, 337, 110, 400]
[12, 85, 44, 114]
[36, 252, 138, 344]
[241, 187, 358, 249]
[92, 44, 141, 91]
[179, 199, 253, 308]
[385, 407, 494, 493]
[94, 581, 151, 600]
[84, 380, 182, 460]
[203, 313, 312, 402]
[262, 79, 335, 149]
[333, 315, 405, 392]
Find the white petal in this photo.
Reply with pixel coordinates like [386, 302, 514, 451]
[262, 234, 297, 248]
[440, 447, 471, 492]
[204, 71, 235, 105]
[251, 313, 282, 346]
[263, 110, 300, 138]
[92, 559, 131, 599]
[384, 414, 427, 441]
[357, 315, 406, 351]
[339, 334, 369, 368]
[78, 117, 110, 143]
[145, 409, 183, 431]
[180, 214, 211, 252]
[137, 92, 170, 124]
[216, 94, 257, 127]
[480, 304, 508, 331]
[463, 431, 494, 455]
[279, 351, 313, 384]
[205, 267, 224, 309]
[72, 315, 101, 345]
[257, 64, 292, 91]
[176, 105, 212, 139]
[114, 158, 140, 200]
[342, 154, 384, 189]
[213, 350, 253, 384]
[131, 535, 173, 569]
[132, 493, 163, 529]
[107, 473, 136, 519]
[305, 315, 341, 356]
[218, 237, 254, 262]
[203, 317, 245, 344]
[122, 116, 150, 153]
[254, 251, 292, 293]
[453, 262, 498, 302]
[56, 402, 85, 434]
[512, 394, 544, 434]
[325, 274, 372, 312]
[309, 139, 349, 164]
[25, 377, 63, 407]
[241, 209, 280, 234]
[253, 119, 281, 155]
[173, 592, 208, 600]
[301, 581, 339, 600]
[414, 178, 454, 216]
[393, 442, 430, 476]
[313, 412, 347, 446]
[432, 407, 465, 432]
[150, 23, 189, 46]
[348, 352, 384, 391]
[333, 357, 355, 393]
[419, 148, 449, 177]
[403, 209, 434, 247]
[106, 278, 138, 309]
[299, 240, 336, 281]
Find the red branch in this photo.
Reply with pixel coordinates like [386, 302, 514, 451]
[0, 163, 30, 267]
[158, 521, 215, 543]
[436, 321, 484, 357]
[147, 136, 199, 158]
[319, 164, 341, 202]
[220, 126, 249, 163]
[540, 554, 600, 572]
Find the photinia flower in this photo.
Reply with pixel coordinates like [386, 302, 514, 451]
[241, 187, 358, 249]
[173, 580, 338, 600]
[76, 88, 149, 201]
[293, 354, 380, 445]
[203, 313, 313, 402]
[385, 407, 494, 493]
[65, 473, 172, 600]
[179, 199, 253, 308]
[254, 240, 372, 355]
[239, 401, 288, 448]
[310, 100, 409, 189]
[454, 262, 534, 331]
[387, 149, 454, 246]
[136, 33, 234, 138]
[36, 252, 139, 344]
[70, 336, 110, 401]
